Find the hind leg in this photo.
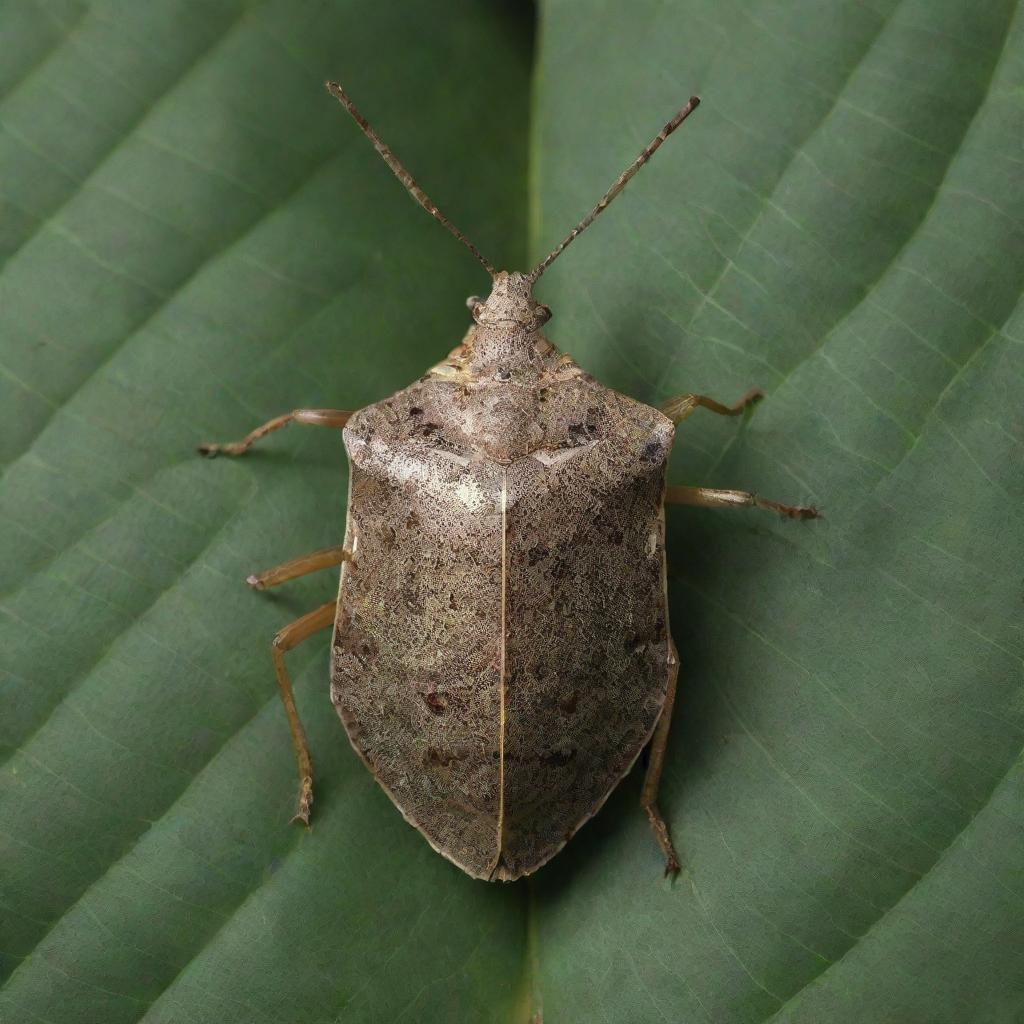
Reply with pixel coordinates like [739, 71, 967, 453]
[641, 641, 682, 877]
[272, 601, 336, 825]
[248, 544, 351, 823]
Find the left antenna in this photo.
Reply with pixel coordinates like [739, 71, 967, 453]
[326, 81, 497, 278]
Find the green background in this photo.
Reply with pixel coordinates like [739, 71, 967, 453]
[2, 1, 1022, 1021]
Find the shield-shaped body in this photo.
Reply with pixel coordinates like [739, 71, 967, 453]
[331, 341, 676, 880]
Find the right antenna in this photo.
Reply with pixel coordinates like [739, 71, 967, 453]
[529, 95, 701, 282]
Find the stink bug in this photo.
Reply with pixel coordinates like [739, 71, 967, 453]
[199, 81, 818, 881]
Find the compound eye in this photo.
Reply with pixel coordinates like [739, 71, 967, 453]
[534, 304, 552, 325]
[466, 296, 485, 321]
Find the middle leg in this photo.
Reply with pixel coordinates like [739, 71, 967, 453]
[247, 545, 352, 591]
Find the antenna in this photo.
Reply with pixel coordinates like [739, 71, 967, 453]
[529, 96, 701, 282]
[326, 81, 497, 278]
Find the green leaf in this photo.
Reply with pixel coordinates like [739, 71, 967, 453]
[2, 0, 1022, 1022]
[530, 1, 1024, 1021]
[0, 2, 531, 1021]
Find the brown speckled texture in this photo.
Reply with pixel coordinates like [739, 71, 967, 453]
[331, 273, 675, 880]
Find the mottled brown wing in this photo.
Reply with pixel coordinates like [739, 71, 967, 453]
[331, 426, 504, 879]
[497, 433, 672, 879]
[333, 381, 673, 881]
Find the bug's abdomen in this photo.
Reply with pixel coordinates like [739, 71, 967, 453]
[331, 437, 506, 878]
[333, 384, 674, 880]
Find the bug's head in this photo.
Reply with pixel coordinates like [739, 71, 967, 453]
[466, 272, 552, 333]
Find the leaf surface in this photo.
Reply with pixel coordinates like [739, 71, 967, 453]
[529, 1, 1024, 1021]
[0, 2, 531, 1022]
[2, 1, 1023, 1022]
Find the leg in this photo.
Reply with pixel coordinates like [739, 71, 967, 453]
[271, 601, 336, 825]
[641, 642, 682, 877]
[661, 388, 762, 424]
[198, 408, 352, 457]
[247, 545, 351, 590]
[666, 484, 819, 521]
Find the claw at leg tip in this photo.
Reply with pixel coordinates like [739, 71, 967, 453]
[291, 797, 313, 828]
[291, 777, 313, 827]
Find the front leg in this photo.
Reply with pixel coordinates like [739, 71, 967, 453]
[198, 408, 352, 457]
[666, 485, 819, 520]
[660, 388, 762, 424]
